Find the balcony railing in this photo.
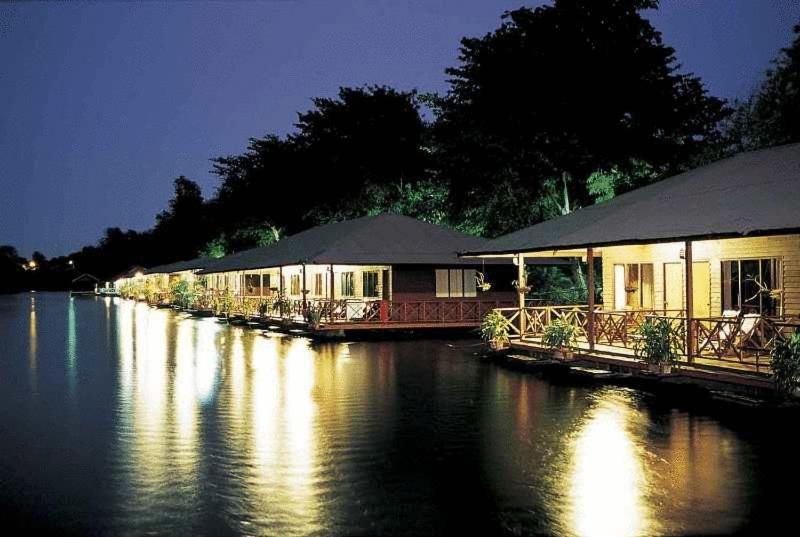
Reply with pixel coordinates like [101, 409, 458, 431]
[492, 305, 799, 371]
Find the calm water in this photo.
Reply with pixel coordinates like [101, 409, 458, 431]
[0, 293, 794, 535]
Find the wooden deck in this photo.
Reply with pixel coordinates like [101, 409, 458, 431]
[511, 336, 774, 390]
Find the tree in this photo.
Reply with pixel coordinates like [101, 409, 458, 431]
[431, 0, 728, 235]
[152, 176, 209, 261]
[721, 23, 800, 153]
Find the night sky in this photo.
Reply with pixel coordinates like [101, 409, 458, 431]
[1, 1, 798, 257]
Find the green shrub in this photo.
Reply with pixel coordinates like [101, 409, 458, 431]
[772, 333, 800, 396]
[542, 319, 576, 350]
[480, 310, 510, 345]
[634, 317, 682, 366]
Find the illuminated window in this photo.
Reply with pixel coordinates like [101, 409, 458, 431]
[722, 258, 780, 315]
[290, 274, 301, 295]
[341, 272, 355, 297]
[614, 264, 653, 310]
[314, 273, 323, 295]
[362, 271, 379, 297]
[435, 269, 477, 298]
[244, 274, 261, 294]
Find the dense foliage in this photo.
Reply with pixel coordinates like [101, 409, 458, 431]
[3, 2, 798, 294]
[771, 333, 800, 396]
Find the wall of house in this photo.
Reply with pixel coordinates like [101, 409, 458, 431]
[392, 264, 516, 302]
[601, 234, 800, 317]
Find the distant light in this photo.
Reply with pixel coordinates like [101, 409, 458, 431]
[68, 260, 74, 266]
[135, 271, 144, 278]
[28, 260, 37, 269]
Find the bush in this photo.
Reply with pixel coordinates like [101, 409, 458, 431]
[541, 319, 576, 350]
[480, 310, 510, 345]
[634, 317, 682, 366]
[772, 333, 800, 396]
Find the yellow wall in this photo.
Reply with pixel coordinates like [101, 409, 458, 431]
[601, 234, 800, 317]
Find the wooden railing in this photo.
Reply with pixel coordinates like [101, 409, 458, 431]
[493, 304, 800, 370]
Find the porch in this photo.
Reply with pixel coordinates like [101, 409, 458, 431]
[196, 292, 516, 330]
[494, 305, 800, 375]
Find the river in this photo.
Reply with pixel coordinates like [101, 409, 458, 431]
[0, 293, 792, 535]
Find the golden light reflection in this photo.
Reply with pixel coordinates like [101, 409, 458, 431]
[569, 396, 651, 537]
[174, 318, 197, 443]
[249, 336, 320, 529]
[194, 319, 221, 403]
[28, 296, 37, 395]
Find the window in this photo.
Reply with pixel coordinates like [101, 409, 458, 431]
[244, 274, 261, 294]
[314, 273, 324, 296]
[341, 272, 355, 297]
[363, 271, 379, 297]
[722, 258, 780, 315]
[435, 269, 477, 298]
[614, 263, 654, 310]
[290, 274, 301, 295]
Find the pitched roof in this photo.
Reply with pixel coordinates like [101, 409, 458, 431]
[463, 143, 800, 256]
[114, 265, 147, 280]
[145, 257, 210, 275]
[199, 214, 531, 274]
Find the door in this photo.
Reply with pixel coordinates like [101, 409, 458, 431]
[692, 262, 710, 318]
[663, 263, 683, 313]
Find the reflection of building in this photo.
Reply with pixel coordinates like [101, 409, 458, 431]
[467, 143, 800, 379]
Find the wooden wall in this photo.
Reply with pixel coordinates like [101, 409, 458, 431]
[600, 234, 800, 317]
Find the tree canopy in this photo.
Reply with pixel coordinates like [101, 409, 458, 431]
[5, 2, 797, 292]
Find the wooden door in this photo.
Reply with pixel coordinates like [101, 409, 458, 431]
[663, 262, 683, 313]
[692, 262, 710, 318]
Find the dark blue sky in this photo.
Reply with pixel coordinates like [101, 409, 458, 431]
[1, 1, 798, 257]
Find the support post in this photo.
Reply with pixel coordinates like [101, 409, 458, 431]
[329, 264, 335, 322]
[279, 266, 284, 295]
[302, 264, 308, 313]
[685, 240, 694, 362]
[517, 253, 526, 337]
[587, 247, 595, 351]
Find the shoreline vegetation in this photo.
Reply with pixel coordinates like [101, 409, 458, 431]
[3, 2, 799, 301]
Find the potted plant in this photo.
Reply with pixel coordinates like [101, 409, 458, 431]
[480, 310, 511, 351]
[307, 309, 323, 330]
[512, 279, 532, 294]
[771, 332, 800, 397]
[633, 317, 682, 374]
[476, 272, 492, 292]
[542, 319, 577, 360]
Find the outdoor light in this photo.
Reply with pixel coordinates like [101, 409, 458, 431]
[28, 260, 37, 269]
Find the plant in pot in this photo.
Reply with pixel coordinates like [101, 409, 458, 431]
[512, 278, 531, 294]
[480, 310, 511, 351]
[771, 332, 800, 397]
[542, 319, 577, 360]
[633, 317, 682, 374]
[306, 309, 323, 330]
[476, 271, 492, 292]
[272, 293, 291, 317]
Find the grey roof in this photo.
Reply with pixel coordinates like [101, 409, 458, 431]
[464, 143, 800, 256]
[146, 257, 210, 275]
[198, 214, 561, 274]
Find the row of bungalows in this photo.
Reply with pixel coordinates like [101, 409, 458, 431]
[129, 214, 565, 332]
[464, 143, 800, 376]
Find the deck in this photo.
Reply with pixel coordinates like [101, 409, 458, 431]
[493, 305, 799, 382]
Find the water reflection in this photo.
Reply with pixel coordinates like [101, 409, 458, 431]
[0, 295, 756, 535]
[66, 296, 77, 396]
[569, 394, 649, 537]
[28, 296, 37, 395]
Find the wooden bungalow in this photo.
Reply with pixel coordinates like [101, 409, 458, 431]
[113, 265, 147, 298]
[143, 258, 210, 305]
[463, 143, 800, 377]
[196, 214, 565, 332]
